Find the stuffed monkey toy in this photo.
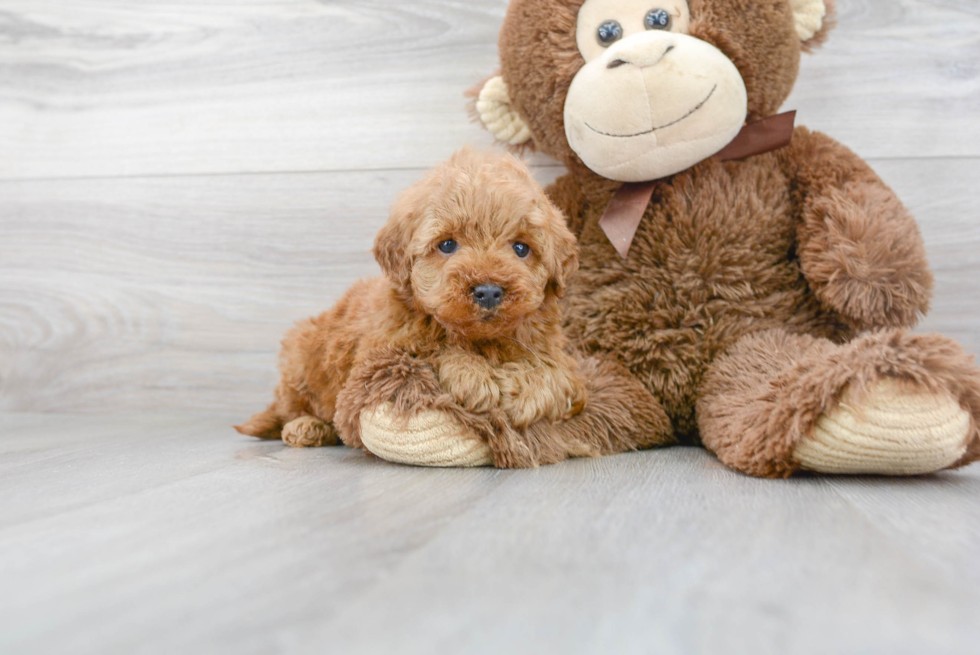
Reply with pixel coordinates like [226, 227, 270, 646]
[359, 0, 980, 476]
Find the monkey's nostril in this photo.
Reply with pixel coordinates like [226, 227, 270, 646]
[472, 284, 505, 310]
[664, 45, 675, 55]
[607, 58, 628, 69]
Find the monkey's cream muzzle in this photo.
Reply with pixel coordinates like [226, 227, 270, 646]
[563, 30, 748, 183]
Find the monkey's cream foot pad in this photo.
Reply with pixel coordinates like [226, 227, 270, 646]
[359, 403, 493, 467]
[793, 379, 971, 475]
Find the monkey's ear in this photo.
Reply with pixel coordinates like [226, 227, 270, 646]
[791, 0, 836, 51]
[473, 76, 533, 147]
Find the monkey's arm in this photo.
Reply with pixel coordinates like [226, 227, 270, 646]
[780, 127, 933, 330]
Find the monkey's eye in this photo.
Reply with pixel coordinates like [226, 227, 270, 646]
[596, 20, 623, 47]
[512, 242, 531, 258]
[644, 9, 672, 30]
[438, 239, 458, 254]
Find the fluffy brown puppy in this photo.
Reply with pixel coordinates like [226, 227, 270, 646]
[236, 148, 589, 455]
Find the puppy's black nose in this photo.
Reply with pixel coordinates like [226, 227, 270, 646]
[472, 284, 504, 310]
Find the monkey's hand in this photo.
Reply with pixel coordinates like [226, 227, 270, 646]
[784, 128, 933, 330]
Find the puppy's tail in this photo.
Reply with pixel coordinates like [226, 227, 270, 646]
[234, 404, 283, 439]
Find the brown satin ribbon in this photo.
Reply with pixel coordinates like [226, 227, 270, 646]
[599, 110, 797, 259]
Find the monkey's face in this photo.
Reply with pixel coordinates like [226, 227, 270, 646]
[479, 0, 830, 181]
[563, 0, 746, 182]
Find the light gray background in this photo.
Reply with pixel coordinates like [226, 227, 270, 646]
[1, 1, 979, 653]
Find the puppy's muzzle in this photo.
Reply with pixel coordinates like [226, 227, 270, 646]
[472, 284, 504, 310]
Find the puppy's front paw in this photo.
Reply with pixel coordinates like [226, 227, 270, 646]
[497, 363, 587, 428]
[282, 416, 338, 448]
[437, 355, 501, 414]
[496, 366, 549, 429]
[499, 397, 541, 429]
[562, 377, 588, 421]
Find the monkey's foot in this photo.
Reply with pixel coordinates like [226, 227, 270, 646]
[359, 403, 492, 467]
[793, 378, 971, 475]
[282, 416, 338, 448]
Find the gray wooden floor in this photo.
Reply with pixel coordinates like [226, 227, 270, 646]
[2, 1, 980, 652]
[3, 413, 980, 655]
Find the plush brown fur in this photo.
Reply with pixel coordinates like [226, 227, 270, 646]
[237, 148, 670, 464]
[479, 0, 980, 476]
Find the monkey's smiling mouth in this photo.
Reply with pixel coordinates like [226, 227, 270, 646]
[585, 85, 717, 138]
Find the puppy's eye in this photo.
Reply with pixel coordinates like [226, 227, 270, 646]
[512, 242, 531, 258]
[644, 9, 671, 30]
[438, 239, 458, 254]
[596, 20, 622, 47]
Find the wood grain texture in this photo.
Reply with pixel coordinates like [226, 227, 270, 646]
[1, 413, 978, 655]
[1, 0, 979, 180]
[0, 0, 978, 414]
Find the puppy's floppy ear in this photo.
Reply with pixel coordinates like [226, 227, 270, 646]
[373, 191, 420, 293]
[542, 202, 579, 299]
